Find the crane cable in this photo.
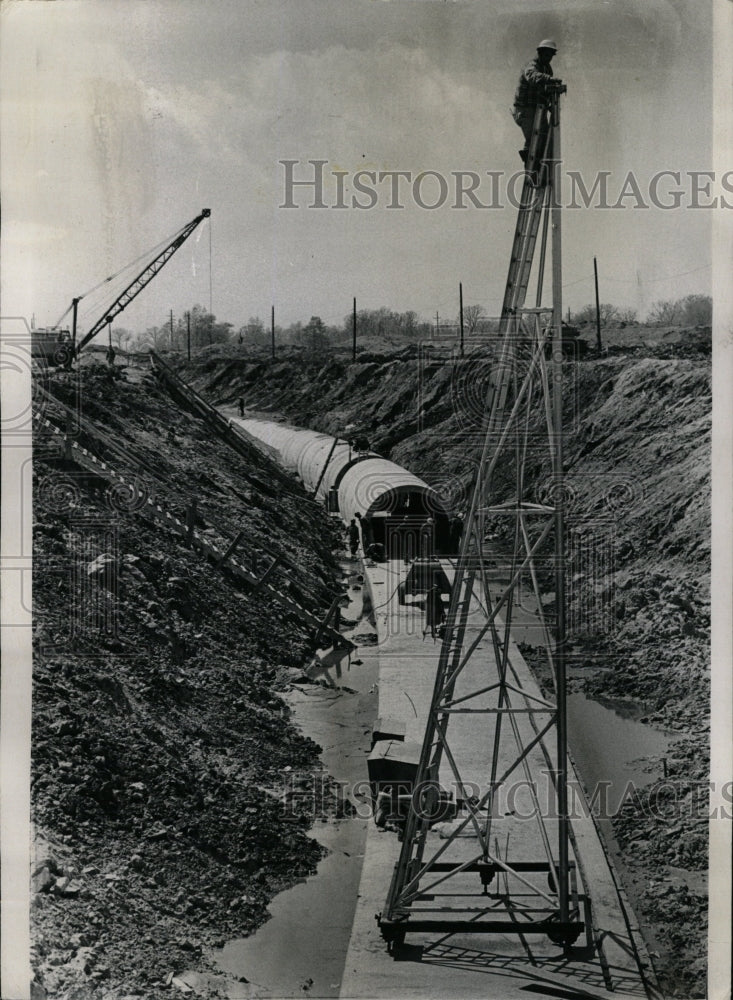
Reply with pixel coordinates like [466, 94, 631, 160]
[52, 220, 194, 329]
[76, 212, 213, 343]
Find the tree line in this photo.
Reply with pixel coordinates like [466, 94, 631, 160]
[110, 293, 712, 355]
[570, 294, 711, 328]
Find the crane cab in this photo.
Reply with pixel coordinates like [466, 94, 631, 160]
[31, 329, 73, 367]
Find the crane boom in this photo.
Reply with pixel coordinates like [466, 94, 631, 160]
[76, 208, 211, 354]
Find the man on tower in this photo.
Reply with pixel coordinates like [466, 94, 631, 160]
[512, 39, 561, 164]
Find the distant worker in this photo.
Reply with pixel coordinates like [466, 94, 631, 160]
[423, 582, 445, 641]
[356, 511, 374, 549]
[512, 39, 561, 164]
[238, 396, 245, 418]
[348, 518, 360, 558]
[106, 344, 116, 366]
[449, 512, 464, 554]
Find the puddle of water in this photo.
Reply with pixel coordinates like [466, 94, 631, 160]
[216, 819, 366, 998]
[215, 557, 379, 997]
[567, 690, 672, 814]
[482, 569, 672, 800]
[484, 572, 674, 816]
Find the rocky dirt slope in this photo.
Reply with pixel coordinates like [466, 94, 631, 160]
[32, 363, 346, 999]
[180, 331, 710, 998]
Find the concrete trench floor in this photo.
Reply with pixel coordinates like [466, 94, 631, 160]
[174, 543, 656, 999]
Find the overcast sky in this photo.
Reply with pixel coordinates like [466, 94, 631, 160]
[1, 0, 718, 339]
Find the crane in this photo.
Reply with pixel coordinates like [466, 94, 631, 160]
[34, 208, 211, 366]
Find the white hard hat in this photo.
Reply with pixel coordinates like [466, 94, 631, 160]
[538, 38, 557, 51]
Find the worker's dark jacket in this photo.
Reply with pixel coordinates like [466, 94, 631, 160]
[425, 587, 445, 627]
[514, 56, 554, 108]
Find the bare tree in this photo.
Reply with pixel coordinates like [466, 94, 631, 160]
[648, 299, 682, 325]
[111, 327, 134, 351]
[138, 325, 170, 351]
[572, 303, 619, 326]
[462, 304, 485, 335]
[679, 294, 712, 326]
[240, 316, 269, 350]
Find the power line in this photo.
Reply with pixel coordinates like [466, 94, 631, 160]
[604, 263, 712, 284]
[562, 262, 711, 292]
[561, 275, 591, 289]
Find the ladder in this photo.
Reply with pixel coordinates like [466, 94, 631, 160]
[501, 103, 555, 320]
[378, 84, 585, 952]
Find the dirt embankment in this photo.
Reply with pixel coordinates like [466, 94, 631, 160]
[181, 338, 710, 998]
[32, 364, 346, 999]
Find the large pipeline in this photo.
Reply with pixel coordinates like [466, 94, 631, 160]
[240, 418, 452, 557]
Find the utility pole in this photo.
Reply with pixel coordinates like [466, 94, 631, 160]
[170, 309, 174, 350]
[352, 297, 357, 362]
[593, 256, 602, 351]
[435, 311, 440, 337]
[208, 220, 213, 316]
[271, 305, 275, 360]
[71, 297, 80, 358]
[459, 282, 464, 358]
[186, 311, 191, 362]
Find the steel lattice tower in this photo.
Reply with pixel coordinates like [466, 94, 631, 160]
[378, 86, 586, 951]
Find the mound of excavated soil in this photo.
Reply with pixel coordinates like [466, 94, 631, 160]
[31, 363, 346, 998]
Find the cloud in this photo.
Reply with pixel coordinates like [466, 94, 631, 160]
[0, 0, 714, 331]
[143, 40, 500, 180]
